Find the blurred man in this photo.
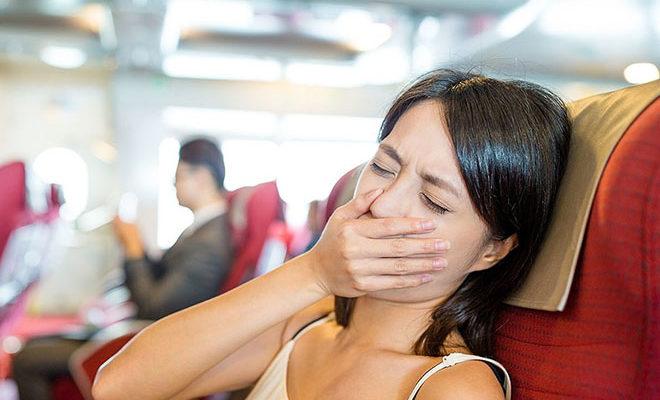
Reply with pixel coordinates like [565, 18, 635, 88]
[12, 138, 233, 400]
[115, 137, 233, 319]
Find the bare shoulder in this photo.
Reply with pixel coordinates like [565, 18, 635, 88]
[280, 296, 335, 345]
[415, 359, 505, 400]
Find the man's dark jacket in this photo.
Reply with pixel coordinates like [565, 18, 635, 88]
[124, 214, 233, 320]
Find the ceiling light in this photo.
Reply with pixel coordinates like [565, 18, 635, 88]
[335, 9, 392, 52]
[92, 140, 117, 163]
[496, 0, 548, 39]
[417, 16, 441, 40]
[281, 114, 381, 142]
[538, 0, 643, 38]
[285, 62, 362, 87]
[623, 63, 659, 84]
[162, 53, 282, 81]
[162, 107, 278, 137]
[40, 46, 87, 69]
[168, 0, 254, 30]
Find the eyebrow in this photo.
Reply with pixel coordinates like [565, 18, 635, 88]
[379, 143, 461, 200]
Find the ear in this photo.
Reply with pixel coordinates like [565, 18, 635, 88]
[468, 233, 518, 272]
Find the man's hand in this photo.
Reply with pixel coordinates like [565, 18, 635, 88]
[113, 217, 145, 259]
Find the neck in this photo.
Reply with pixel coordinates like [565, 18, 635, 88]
[190, 191, 226, 213]
[337, 295, 447, 354]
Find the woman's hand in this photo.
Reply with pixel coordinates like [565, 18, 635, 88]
[306, 188, 450, 298]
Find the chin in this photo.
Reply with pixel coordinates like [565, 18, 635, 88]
[365, 282, 449, 305]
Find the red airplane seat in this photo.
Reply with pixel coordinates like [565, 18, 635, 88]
[494, 88, 659, 399]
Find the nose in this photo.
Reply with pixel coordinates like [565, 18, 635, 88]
[369, 178, 413, 218]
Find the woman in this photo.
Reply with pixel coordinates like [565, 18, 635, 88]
[93, 69, 571, 400]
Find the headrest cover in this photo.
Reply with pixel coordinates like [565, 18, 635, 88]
[505, 80, 660, 311]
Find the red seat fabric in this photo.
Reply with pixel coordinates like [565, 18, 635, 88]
[0, 161, 79, 399]
[222, 181, 283, 292]
[494, 99, 659, 399]
[322, 165, 363, 225]
[0, 161, 27, 258]
[52, 377, 85, 400]
[68, 334, 135, 400]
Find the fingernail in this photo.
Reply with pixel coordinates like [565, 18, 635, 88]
[432, 259, 447, 270]
[420, 220, 436, 230]
[421, 274, 433, 283]
[435, 240, 450, 251]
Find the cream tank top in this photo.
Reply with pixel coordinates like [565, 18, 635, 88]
[244, 314, 512, 400]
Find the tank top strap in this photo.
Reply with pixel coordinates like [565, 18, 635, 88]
[290, 312, 335, 342]
[406, 353, 511, 400]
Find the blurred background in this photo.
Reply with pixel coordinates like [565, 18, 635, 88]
[0, 0, 658, 397]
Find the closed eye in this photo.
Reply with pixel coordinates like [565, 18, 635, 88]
[369, 162, 394, 177]
[420, 192, 450, 215]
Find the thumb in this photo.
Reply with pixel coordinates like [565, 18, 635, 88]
[336, 188, 383, 220]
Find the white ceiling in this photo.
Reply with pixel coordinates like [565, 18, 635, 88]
[0, 0, 657, 83]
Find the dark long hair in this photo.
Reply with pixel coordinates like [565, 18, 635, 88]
[335, 69, 571, 358]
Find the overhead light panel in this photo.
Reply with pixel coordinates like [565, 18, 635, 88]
[163, 53, 282, 81]
[40, 46, 87, 69]
[168, 0, 254, 31]
[162, 107, 278, 138]
[335, 9, 392, 52]
[281, 114, 381, 142]
[623, 63, 659, 84]
[285, 62, 361, 87]
[539, 0, 643, 38]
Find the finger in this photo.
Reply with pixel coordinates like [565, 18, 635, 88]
[364, 257, 447, 275]
[354, 273, 434, 292]
[353, 217, 436, 238]
[360, 237, 450, 258]
[335, 188, 383, 220]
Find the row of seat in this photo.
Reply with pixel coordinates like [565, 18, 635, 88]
[0, 161, 62, 318]
[0, 170, 294, 399]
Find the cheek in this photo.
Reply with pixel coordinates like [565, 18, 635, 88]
[443, 221, 490, 272]
[177, 181, 194, 199]
[421, 215, 489, 271]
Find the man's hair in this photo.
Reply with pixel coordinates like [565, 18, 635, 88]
[179, 137, 226, 190]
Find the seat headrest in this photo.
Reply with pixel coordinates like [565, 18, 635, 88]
[505, 80, 660, 311]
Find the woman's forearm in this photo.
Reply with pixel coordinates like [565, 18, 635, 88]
[94, 189, 443, 400]
[93, 253, 327, 400]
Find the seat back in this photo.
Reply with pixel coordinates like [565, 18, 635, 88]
[254, 221, 293, 276]
[222, 181, 284, 292]
[322, 164, 363, 225]
[494, 97, 659, 399]
[0, 161, 27, 258]
[0, 163, 63, 312]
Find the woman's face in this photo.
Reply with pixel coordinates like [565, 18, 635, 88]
[355, 100, 502, 303]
